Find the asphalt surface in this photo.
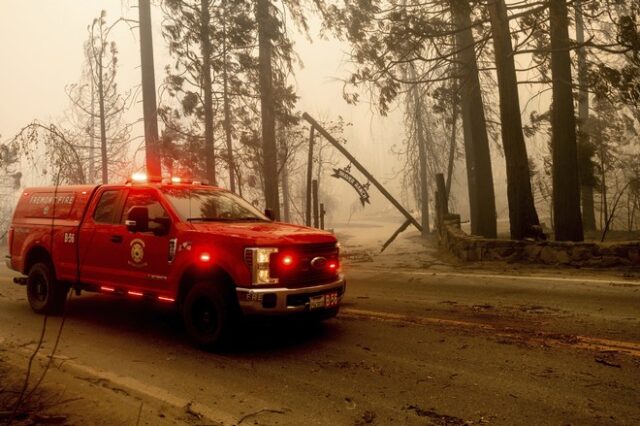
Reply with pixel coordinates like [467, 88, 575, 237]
[1, 262, 639, 425]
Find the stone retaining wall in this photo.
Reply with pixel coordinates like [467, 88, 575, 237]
[440, 219, 640, 267]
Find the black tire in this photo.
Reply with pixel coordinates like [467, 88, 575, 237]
[27, 262, 67, 315]
[182, 281, 236, 350]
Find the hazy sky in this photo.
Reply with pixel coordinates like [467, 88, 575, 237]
[0, 1, 519, 223]
[0, 1, 424, 224]
[0, 1, 399, 168]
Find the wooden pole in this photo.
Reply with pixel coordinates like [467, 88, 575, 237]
[306, 127, 315, 226]
[312, 179, 319, 228]
[303, 112, 422, 232]
[320, 203, 325, 230]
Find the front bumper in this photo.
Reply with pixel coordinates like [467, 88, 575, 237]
[236, 275, 346, 315]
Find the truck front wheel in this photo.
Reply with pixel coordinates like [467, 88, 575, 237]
[27, 262, 68, 315]
[182, 282, 235, 350]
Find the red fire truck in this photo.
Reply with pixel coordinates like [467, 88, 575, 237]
[6, 175, 345, 348]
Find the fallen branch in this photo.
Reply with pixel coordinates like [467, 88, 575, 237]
[238, 408, 286, 424]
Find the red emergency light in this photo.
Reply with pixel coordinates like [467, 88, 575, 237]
[281, 255, 294, 267]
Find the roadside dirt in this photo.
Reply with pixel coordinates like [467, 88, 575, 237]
[0, 343, 199, 425]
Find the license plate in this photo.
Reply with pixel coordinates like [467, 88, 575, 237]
[309, 292, 338, 310]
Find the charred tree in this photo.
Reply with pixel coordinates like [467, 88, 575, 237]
[138, 0, 162, 179]
[445, 80, 458, 201]
[406, 65, 430, 236]
[257, 0, 281, 219]
[487, 0, 541, 240]
[97, 54, 108, 184]
[549, 0, 584, 241]
[222, 0, 236, 193]
[575, 0, 596, 232]
[451, 0, 497, 238]
[200, 0, 217, 185]
[73, 11, 131, 183]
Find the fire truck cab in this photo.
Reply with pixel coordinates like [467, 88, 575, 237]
[6, 177, 345, 348]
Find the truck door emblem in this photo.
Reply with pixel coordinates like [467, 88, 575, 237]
[129, 239, 146, 266]
[310, 257, 327, 270]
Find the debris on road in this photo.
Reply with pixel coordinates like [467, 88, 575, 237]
[237, 408, 287, 424]
[403, 404, 469, 425]
[355, 410, 376, 425]
[595, 357, 622, 368]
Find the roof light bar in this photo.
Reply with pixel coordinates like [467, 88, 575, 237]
[131, 172, 148, 183]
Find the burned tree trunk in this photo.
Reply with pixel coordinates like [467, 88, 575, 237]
[451, 0, 497, 238]
[200, 0, 216, 185]
[406, 65, 430, 236]
[97, 55, 108, 184]
[550, 0, 584, 241]
[138, 0, 162, 180]
[488, 0, 541, 240]
[222, 0, 236, 193]
[257, 0, 281, 219]
[575, 0, 596, 232]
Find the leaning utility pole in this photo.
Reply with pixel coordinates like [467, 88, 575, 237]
[138, 0, 162, 179]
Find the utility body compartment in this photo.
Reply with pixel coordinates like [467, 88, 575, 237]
[8, 186, 97, 279]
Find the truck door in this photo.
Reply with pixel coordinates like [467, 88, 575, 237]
[79, 188, 127, 288]
[120, 188, 173, 292]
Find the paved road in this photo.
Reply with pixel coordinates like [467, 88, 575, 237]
[1, 263, 639, 425]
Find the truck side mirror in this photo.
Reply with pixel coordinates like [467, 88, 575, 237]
[264, 208, 275, 221]
[125, 206, 149, 233]
[152, 217, 171, 237]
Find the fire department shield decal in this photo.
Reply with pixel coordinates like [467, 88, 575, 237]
[129, 239, 146, 266]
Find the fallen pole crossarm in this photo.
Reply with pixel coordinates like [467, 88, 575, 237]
[302, 112, 422, 233]
[381, 218, 412, 253]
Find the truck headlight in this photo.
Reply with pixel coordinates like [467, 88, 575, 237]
[245, 247, 279, 285]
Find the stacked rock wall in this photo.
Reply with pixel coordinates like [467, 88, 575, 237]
[440, 220, 640, 267]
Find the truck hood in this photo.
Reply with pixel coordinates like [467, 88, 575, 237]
[188, 221, 337, 246]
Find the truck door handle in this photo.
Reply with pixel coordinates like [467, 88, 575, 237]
[110, 235, 123, 243]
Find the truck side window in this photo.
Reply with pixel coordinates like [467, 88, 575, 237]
[122, 191, 169, 234]
[93, 190, 123, 224]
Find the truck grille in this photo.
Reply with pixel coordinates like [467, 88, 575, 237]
[271, 242, 339, 287]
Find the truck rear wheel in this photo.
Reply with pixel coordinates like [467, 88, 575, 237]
[27, 262, 68, 315]
[182, 282, 235, 350]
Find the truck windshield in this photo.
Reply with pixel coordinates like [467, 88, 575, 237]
[161, 188, 269, 222]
